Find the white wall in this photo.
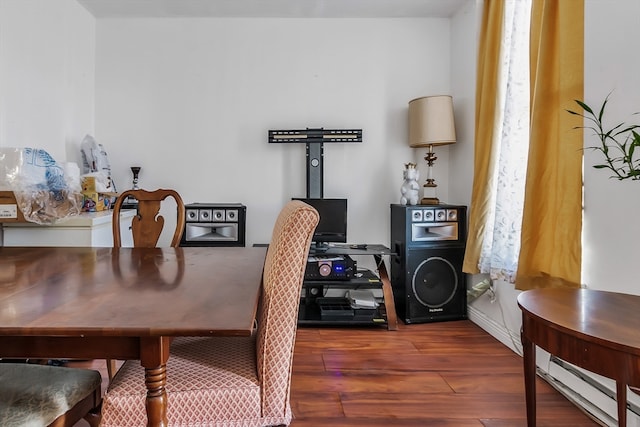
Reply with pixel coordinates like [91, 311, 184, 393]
[0, 0, 95, 164]
[449, 0, 478, 208]
[93, 17, 454, 246]
[582, 0, 640, 295]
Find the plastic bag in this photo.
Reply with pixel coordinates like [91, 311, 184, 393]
[0, 147, 82, 224]
[81, 134, 116, 192]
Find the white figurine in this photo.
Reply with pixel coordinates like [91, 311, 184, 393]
[400, 162, 420, 206]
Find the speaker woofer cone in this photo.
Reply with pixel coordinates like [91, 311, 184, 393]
[411, 256, 458, 308]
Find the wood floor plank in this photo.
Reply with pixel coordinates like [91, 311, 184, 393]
[291, 353, 325, 373]
[291, 417, 485, 426]
[338, 392, 588, 421]
[442, 372, 561, 395]
[294, 334, 418, 354]
[297, 327, 418, 347]
[322, 352, 525, 374]
[289, 391, 345, 418]
[481, 418, 599, 427]
[413, 335, 517, 355]
[291, 370, 452, 394]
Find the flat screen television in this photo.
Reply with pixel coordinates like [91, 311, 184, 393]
[293, 198, 347, 248]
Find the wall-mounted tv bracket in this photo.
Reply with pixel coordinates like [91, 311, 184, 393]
[268, 128, 362, 198]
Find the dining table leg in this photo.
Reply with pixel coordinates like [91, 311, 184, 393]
[141, 337, 171, 427]
[144, 364, 168, 427]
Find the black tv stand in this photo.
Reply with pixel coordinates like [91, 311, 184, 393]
[299, 244, 398, 330]
[268, 128, 362, 198]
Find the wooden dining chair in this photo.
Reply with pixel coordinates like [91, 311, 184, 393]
[107, 188, 186, 380]
[0, 363, 102, 427]
[99, 200, 319, 427]
[112, 188, 186, 248]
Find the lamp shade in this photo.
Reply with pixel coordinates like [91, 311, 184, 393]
[408, 95, 456, 147]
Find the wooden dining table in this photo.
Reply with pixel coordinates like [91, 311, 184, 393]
[0, 245, 266, 427]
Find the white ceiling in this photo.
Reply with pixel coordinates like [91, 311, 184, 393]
[76, 0, 470, 18]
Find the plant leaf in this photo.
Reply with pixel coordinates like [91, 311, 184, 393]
[598, 97, 608, 122]
[576, 99, 593, 115]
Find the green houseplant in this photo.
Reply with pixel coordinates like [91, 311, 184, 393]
[568, 96, 640, 180]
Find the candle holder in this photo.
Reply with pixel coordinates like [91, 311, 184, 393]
[130, 166, 141, 190]
[122, 166, 141, 209]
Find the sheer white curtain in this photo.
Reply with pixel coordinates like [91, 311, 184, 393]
[477, 0, 532, 283]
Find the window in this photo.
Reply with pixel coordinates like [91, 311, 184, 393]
[477, 0, 531, 283]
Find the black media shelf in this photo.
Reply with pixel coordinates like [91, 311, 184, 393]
[298, 299, 388, 326]
[303, 269, 380, 288]
[299, 269, 388, 326]
[298, 244, 398, 330]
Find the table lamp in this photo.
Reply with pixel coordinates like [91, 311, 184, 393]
[408, 95, 456, 205]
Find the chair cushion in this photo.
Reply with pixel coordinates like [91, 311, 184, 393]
[0, 363, 101, 427]
[100, 336, 262, 427]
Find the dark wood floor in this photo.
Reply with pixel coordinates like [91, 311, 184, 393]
[289, 320, 599, 426]
[72, 320, 600, 426]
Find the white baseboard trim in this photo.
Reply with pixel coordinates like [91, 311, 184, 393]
[467, 304, 522, 355]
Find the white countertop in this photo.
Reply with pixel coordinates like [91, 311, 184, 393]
[3, 209, 136, 228]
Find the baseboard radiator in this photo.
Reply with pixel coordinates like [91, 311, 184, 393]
[541, 355, 640, 427]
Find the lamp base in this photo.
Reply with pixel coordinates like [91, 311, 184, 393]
[421, 182, 439, 205]
[420, 197, 440, 205]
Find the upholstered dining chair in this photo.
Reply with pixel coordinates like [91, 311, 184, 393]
[0, 363, 102, 427]
[107, 188, 186, 380]
[99, 200, 319, 427]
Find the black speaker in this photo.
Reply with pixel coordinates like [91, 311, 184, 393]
[390, 204, 467, 324]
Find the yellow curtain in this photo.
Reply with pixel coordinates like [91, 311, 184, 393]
[515, 0, 583, 290]
[461, 0, 504, 274]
